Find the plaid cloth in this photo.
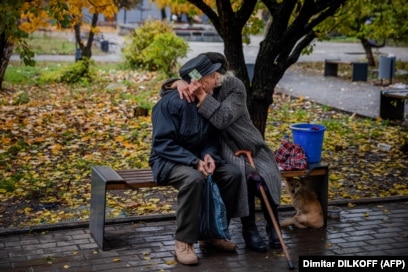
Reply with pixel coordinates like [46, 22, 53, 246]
[274, 138, 308, 170]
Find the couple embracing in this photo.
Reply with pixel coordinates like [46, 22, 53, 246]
[149, 52, 282, 265]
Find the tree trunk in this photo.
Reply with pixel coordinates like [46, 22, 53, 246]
[360, 38, 376, 67]
[0, 32, 14, 90]
[249, 1, 346, 136]
[74, 13, 99, 59]
[190, 0, 347, 137]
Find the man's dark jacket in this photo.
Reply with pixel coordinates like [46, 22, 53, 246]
[149, 90, 223, 185]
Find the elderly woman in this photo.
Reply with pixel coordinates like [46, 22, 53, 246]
[162, 52, 282, 252]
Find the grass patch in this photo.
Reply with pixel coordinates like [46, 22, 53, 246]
[4, 62, 67, 84]
[26, 33, 76, 55]
[4, 61, 125, 85]
[293, 61, 408, 84]
[24, 31, 105, 56]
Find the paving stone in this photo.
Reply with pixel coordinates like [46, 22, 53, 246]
[1, 200, 407, 271]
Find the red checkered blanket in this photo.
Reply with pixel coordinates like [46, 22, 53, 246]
[274, 138, 308, 170]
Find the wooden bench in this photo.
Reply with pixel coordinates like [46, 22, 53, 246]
[90, 163, 329, 250]
[324, 59, 368, 82]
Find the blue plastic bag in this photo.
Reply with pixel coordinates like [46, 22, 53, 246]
[199, 175, 231, 240]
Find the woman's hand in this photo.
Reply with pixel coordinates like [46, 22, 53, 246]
[189, 80, 207, 106]
[174, 80, 194, 103]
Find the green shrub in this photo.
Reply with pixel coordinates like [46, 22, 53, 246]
[123, 20, 188, 76]
[40, 58, 95, 85]
[142, 33, 189, 75]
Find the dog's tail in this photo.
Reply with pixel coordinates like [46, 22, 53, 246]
[280, 217, 296, 228]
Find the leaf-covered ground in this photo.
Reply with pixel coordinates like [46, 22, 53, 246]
[1, 64, 407, 229]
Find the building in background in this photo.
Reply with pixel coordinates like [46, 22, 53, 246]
[97, 0, 221, 42]
[116, 0, 163, 25]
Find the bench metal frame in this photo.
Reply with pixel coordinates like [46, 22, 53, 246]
[90, 164, 329, 250]
[324, 59, 368, 82]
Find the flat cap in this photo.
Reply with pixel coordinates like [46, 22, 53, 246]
[179, 54, 221, 83]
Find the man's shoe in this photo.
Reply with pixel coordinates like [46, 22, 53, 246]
[242, 229, 268, 252]
[199, 239, 237, 251]
[174, 240, 198, 265]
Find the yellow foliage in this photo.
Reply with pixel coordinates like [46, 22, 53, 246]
[166, 260, 177, 265]
[19, 10, 49, 33]
[16, 0, 118, 35]
[24, 207, 33, 214]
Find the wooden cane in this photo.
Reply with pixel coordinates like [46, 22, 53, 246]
[235, 150, 295, 270]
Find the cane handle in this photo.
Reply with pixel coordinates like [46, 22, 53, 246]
[234, 150, 255, 168]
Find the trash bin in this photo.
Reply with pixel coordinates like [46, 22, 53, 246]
[380, 90, 406, 120]
[75, 48, 82, 62]
[379, 55, 396, 81]
[290, 123, 326, 163]
[101, 41, 109, 52]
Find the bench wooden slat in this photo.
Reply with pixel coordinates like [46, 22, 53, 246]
[281, 168, 327, 177]
[105, 168, 328, 190]
[326, 60, 352, 65]
[105, 169, 156, 190]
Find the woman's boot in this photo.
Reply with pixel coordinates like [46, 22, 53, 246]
[241, 197, 267, 252]
[262, 199, 282, 249]
[265, 224, 282, 249]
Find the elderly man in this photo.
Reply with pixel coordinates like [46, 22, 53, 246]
[149, 54, 241, 265]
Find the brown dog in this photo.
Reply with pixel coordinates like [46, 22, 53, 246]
[280, 177, 324, 228]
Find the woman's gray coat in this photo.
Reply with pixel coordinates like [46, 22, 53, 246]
[197, 74, 282, 218]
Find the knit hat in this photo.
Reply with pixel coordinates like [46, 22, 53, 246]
[179, 55, 221, 83]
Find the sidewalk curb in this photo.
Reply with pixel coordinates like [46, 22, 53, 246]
[1, 195, 407, 237]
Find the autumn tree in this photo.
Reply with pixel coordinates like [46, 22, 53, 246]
[320, 0, 408, 66]
[114, 0, 143, 22]
[0, 0, 118, 90]
[154, 0, 347, 136]
[0, 0, 49, 90]
[65, 1, 117, 61]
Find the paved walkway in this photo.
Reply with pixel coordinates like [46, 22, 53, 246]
[277, 70, 408, 119]
[1, 199, 407, 271]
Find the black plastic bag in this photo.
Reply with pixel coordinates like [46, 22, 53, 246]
[199, 175, 231, 240]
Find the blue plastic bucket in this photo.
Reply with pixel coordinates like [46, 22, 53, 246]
[290, 123, 326, 163]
